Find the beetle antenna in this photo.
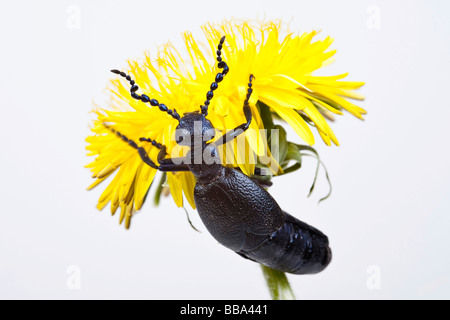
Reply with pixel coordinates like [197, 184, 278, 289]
[244, 74, 255, 107]
[110, 70, 181, 121]
[200, 36, 229, 116]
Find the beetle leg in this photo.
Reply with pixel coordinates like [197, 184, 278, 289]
[103, 124, 189, 172]
[213, 74, 255, 146]
[139, 138, 190, 172]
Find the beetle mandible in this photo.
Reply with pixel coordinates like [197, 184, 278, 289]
[107, 36, 332, 274]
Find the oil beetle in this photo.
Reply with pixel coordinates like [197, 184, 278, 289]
[108, 36, 332, 274]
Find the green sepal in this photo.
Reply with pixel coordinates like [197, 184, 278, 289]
[273, 124, 288, 166]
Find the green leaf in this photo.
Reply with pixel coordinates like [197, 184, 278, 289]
[302, 154, 333, 203]
[282, 162, 302, 175]
[295, 144, 319, 156]
[319, 164, 332, 203]
[284, 143, 302, 166]
[183, 207, 201, 233]
[276, 143, 332, 203]
[260, 265, 296, 300]
[293, 144, 321, 197]
[278, 142, 302, 174]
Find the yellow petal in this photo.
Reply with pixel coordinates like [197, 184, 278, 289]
[245, 118, 267, 157]
[134, 165, 157, 210]
[214, 96, 230, 117]
[235, 135, 256, 176]
[168, 173, 183, 208]
[311, 87, 367, 118]
[261, 98, 315, 145]
[181, 172, 197, 209]
[271, 74, 313, 92]
[259, 86, 308, 110]
[300, 99, 339, 146]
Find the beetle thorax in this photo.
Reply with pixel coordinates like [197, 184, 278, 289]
[187, 144, 224, 182]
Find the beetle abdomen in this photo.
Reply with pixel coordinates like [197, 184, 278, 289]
[238, 212, 332, 275]
[194, 167, 331, 275]
[194, 167, 286, 252]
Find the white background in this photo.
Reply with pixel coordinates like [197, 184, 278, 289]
[0, 0, 449, 299]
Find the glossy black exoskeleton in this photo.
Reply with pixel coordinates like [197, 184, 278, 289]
[108, 36, 332, 274]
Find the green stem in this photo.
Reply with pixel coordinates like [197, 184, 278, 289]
[260, 265, 296, 300]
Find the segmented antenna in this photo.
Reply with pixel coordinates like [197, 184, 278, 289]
[110, 70, 181, 121]
[200, 36, 230, 116]
[245, 74, 255, 107]
[104, 124, 138, 149]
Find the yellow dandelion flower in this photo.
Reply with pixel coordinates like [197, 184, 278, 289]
[86, 19, 365, 228]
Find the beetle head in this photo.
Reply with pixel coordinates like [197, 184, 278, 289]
[175, 112, 216, 147]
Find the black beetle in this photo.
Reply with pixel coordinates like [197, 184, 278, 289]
[107, 36, 332, 274]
